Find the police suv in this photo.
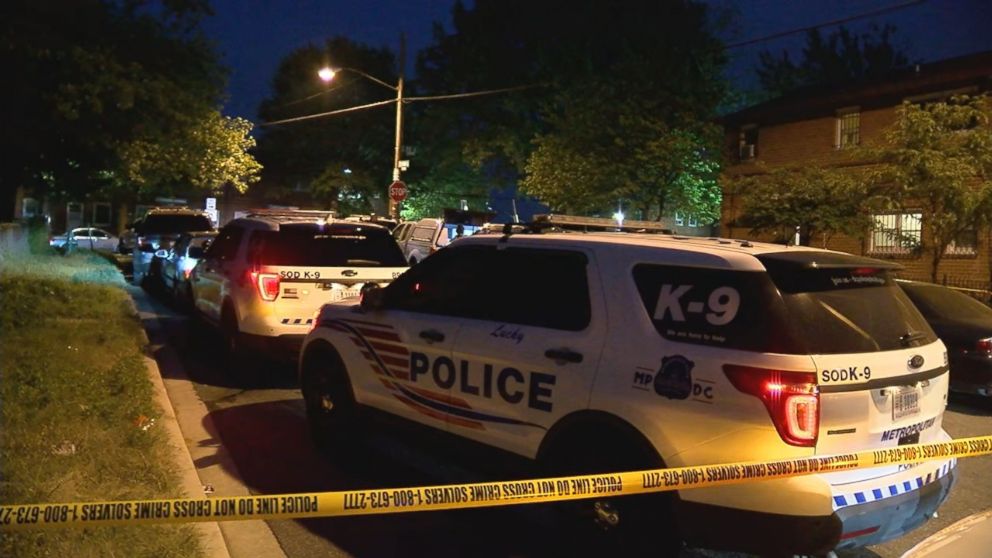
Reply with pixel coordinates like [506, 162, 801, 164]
[299, 226, 956, 555]
[190, 210, 408, 365]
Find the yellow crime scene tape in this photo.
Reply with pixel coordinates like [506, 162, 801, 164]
[2, 435, 990, 530]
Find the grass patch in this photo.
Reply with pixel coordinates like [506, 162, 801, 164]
[0, 253, 202, 558]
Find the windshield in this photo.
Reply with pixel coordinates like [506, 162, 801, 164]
[900, 282, 992, 322]
[758, 254, 937, 354]
[249, 223, 406, 267]
[140, 214, 213, 235]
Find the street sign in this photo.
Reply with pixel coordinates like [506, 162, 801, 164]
[389, 180, 407, 202]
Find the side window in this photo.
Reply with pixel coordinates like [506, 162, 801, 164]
[206, 226, 244, 261]
[92, 229, 109, 239]
[631, 264, 796, 352]
[384, 245, 591, 330]
[410, 226, 436, 243]
[385, 246, 494, 316]
[470, 248, 590, 330]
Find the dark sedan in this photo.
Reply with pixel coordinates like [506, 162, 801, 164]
[899, 280, 992, 396]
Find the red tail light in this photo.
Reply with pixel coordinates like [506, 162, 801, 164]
[250, 271, 280, 301]
[976, 338, 992, 354]
[183, 268, 194, 280]
[723, 365, 819, 447]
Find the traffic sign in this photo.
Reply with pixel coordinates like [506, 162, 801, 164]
[389, 180, 407, 202]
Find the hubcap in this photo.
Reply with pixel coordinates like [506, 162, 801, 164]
[593, 500, 620, 529]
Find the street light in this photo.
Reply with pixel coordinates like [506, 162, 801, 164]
[318, 47, 405, 218]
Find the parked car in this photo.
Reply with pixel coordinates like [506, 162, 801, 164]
[400, 218, 449, 264]
[898, 280, 992, 396]
[301, 232, 956, 555]
[131, 208, 214, 285]
[49, 227, 118, 253]
[156, 231, 216, 307]
[190, 210, 408, 370]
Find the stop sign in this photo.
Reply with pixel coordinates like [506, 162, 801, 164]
[389, 180, 407, 202]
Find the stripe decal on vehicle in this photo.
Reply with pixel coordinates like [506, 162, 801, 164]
[831, 459, 955, 509]
[329, 318, 546, 431]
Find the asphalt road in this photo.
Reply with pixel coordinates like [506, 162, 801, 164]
[132, 284, 992, 558]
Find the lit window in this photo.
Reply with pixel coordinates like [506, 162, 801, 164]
[869, 212, 921, 254]
[739, 125, 758, 160]
[945, 229, 977, 256]
[836, 108, 860, 148]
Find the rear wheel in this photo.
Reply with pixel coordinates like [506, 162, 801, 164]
[300, 345, 359, 453]
[541, 428, 682, 557]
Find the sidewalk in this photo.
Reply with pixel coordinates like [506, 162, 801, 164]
[129, 286, 288, 558]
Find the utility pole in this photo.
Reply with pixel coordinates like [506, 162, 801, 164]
[388, 33, 406, 220]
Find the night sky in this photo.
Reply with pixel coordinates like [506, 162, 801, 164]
[203, 0, 992, 122]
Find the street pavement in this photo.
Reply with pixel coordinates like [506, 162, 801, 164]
[131, 285, 992, 558]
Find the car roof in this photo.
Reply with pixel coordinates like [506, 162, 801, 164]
[230, 215, 389, 233]
[144, 207, 208, 215]
[453, 231, 869, 272]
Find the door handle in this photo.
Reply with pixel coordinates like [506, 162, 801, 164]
[545, 348, 583, 364]
[419, 330, 445, 343]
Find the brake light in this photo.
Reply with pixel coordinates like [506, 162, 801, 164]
[250, 271, 280, 301]
[976, 338, 992, 354]
[723, 365, 819, 447]
[183, 268, 194, 280]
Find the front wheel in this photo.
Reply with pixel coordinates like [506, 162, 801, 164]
[541, 433, 682, 557]
[300, 347, 359, 453]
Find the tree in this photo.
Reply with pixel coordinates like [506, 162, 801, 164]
[868, 95, 992, 282]
[730, 165, 872, 246]
[256, 38, 397, 214]
[757, 25, 910, 98]
[0, 0, 258, 219]
[414, 0, 727, 220]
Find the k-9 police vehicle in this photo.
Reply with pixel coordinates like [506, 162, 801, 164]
[299, 228, 956, 555]
[191, 210, 408, 367]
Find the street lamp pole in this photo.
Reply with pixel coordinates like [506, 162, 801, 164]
[319, 33, 406, 220]
[389, 33, 406, 219]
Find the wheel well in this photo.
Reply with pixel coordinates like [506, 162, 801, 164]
[221, 298, 237, 325]
[538, 410, 663, 467]
[300, 340, 352, 395]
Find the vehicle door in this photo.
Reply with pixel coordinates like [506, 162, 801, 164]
[72, 228, 95, 250]
[192, 225, 245, 322]
[90, 229, 115, 252]
[449, 245, 607, 456]
[355, 246, 499, 430]
[163, 235, 189, 291]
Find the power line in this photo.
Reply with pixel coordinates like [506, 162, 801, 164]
[259, 98, 396, 126]
[725, 0, 927, 49]
[405, 83, 544, 103]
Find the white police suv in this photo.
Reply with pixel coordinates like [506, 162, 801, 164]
[299, 229, 956, 555]
[191, 210, 408, 367]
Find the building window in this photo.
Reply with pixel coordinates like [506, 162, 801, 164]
[836, 108, 860, 148]
[869, 212, 922, 255]
[738, 125, 758, 160]
[93, 202, 112, 225]
[945, 229, 977, 256]
[21, 197, 39, 218]
[673, 212, 699, 228]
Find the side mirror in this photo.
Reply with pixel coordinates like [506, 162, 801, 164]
[154, 249, 169, 259]
[187, 246, 205, 259]
[360, 284, 386, 311]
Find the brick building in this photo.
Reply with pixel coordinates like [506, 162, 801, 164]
[720, 50, 992, 285]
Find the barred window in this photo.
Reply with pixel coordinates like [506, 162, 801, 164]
[945, 229, 977, 256]
[869, 212, 922, 254]
[837, 109, 860, 148]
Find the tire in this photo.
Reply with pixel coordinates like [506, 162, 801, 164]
[300, 345, 359, 454]
[541, 428, 682, 557]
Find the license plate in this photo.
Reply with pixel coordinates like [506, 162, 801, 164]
[330, 289, 361, 301]
[892, 387, 920, 420]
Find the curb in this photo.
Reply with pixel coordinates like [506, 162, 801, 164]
[128, 286, 288, 558]
[144, 354, 233, 558]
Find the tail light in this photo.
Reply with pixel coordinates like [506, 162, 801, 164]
[976, 338, 992, 354]
[250, 271, 280, 301]
[723, 365, 819, 447]
[183, 268, 194, 280]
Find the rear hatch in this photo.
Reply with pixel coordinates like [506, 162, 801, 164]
[138, 213, 214, 251]
[758, 252, 948, 483]
[250, 222, 408, 309]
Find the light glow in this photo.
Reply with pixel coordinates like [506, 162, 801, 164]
[318, 67, 336, 82]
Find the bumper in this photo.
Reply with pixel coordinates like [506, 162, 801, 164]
[240, 332, 306, 361]
[948, 353, 992, 396]
[678, 459, 957, 555]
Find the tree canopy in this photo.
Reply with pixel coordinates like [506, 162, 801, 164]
[1, 0, 260, 219]
[255, 37, 398, 215]
[756, 25, 910, 99]
[868, 95, 992, 281]
[411, 0, 727, 221]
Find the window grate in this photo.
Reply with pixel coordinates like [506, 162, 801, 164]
[868, 212, 921, 254]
